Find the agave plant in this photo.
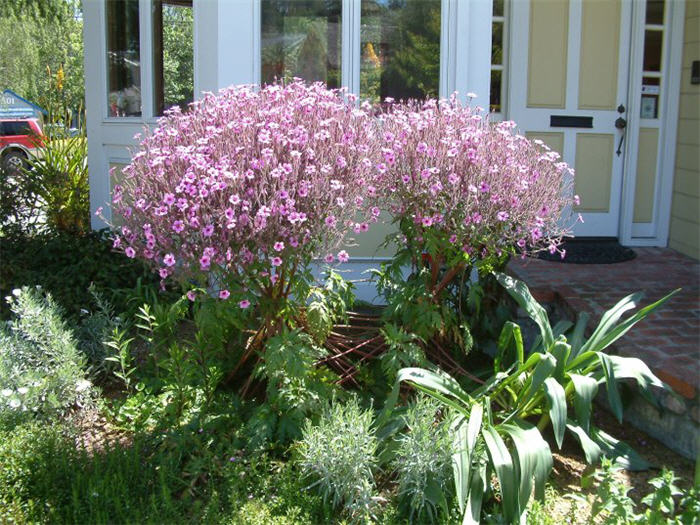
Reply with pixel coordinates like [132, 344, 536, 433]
[390, 273, 678, 524]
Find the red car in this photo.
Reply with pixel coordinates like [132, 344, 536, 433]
[0, 118, 45, 172]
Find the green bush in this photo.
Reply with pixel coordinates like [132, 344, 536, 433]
[393, 396, 453, 523]
[0, 229, 162, 322]
[296, 398, 380, 523]
[0, 286, 93, 420]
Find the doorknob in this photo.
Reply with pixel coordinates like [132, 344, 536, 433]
[615, 116, 627, 156]
[615, 117, 627, 129]
[617, 104, 625, 113]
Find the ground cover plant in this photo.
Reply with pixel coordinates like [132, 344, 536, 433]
[1, 81, 697, 524]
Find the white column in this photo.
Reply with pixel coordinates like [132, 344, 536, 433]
[217, 0, 258, 89]
[194, 0, 220, 95]
[453, 0, 493, 109]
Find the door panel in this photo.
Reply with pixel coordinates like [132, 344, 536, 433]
[509, 0, 632, 237]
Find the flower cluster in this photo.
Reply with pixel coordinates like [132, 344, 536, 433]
[375, 96, 575, 265]
[110, 81, 382, 303]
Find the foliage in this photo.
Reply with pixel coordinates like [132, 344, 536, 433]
[393, 395, 453, 523]
[378, 323, 426, 382]
[297, 397, 381, 523]
[0, 229, 161, 322]
[249, 329, 339, 447]
[20, 134, 90, 233]
[0, 0, 84, 114]
[161, 4, 194, 111]
[388, 273, 677, 523]
[587, 458, 700, 524]
[0, 286, 93, 420]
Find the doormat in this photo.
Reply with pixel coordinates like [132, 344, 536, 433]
[535, 237, 637, 264]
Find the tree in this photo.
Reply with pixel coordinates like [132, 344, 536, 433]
[0, 0, 84, 119]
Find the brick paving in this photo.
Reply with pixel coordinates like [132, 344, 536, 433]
[508, 247, 700, 399]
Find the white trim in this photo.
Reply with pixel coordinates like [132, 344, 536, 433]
[139, 0, 154, 119]
[453, 0, 492, 107]
[341, 0, 360, 95]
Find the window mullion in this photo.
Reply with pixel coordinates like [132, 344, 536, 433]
[139, 0, 154, 119]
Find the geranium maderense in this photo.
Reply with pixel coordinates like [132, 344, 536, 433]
[110, 81, 381, 305]
[376, 96, 576, 276]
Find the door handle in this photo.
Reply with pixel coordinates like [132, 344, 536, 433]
[615, 117, 627, 156]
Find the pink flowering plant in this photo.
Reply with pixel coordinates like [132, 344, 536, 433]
[109, 81, 381, 350]
[373, 97, 576, 344]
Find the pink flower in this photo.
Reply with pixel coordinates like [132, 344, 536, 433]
[187, 290, 197, 301]
[200, 255, 211, 270]
[337, 250, 349, 263]
[172, 220, 185, 233]
[422, 217, 433, 227]
[497, 211, 509, 222]
[271, 256, 282, 267]
[163, 253, 176, 266]
[274, 241, 285, 251]
[219, 289, 230, 300]
[125, 247, 136, 258]
[239, 299, 251, 309]
[159, 268, 169, 279]
[324, 254, 335, 263]
[202, 224, 214, 237]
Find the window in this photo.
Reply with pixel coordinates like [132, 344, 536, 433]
[261, 1, 342, 88]
[640, 0, 665, 119]
[359, 0, 441, 103]
[0, 121, 32, 136]
[153, 0, 194, 115]
[106, 0, 141, 117]
[490, 0, 506, 115]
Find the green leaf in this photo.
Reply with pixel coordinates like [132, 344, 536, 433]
[495, 321, 524, 372]
[569, 373, 598, 432]
[597, 352, 624, 422]
[451, 415, 470, 514]
[518, 353, 556, 408]
[464, 462, 487, 525]
[501, 420, 553, 507]
[552, 319, 574, 339]
[495, 272, 554, 350]
[482, 425, 518, 522]
[467, 403, 483, 453]
[596, 354, 669, 408]
[568, 312, 590, 361]
[550, 339, 571, 381]
[591, 426, 652, 471]
[566, 421, 602, 464]
[397, 367, 472, 408]
[580, 289, 679, 355]
[543, 377, 567, 449]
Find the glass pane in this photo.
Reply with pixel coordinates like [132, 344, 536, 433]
[493, 0, 504, 17]
[106, 0, 141, 117]
[643, 30, 663, 72]
[261, 0, 342, 88]
[645, 0, 664, 24]
[490, 70, 502, 113]
[641, 76, 660, 119]
[492, 22, 503, 65]
[360, 0, 441, 103]
[153, 0, 194, 116]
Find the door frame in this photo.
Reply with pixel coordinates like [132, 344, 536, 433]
[618, 0, 685, 247]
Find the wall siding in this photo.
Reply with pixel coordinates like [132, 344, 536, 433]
[669, 5, 700, 259]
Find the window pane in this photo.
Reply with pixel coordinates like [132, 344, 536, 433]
[492, 22, 503, 65]
[641, 76, 660, 119]
[261, 0, 342, 88]
[360, 0, 441, 103]
[643, 29, 663, 72]
[153, 0, 194, 116]
[645, 0, 664, 25]
[490, 70, 502, 113]
[106, 0, 141, 117]
[493, 0, 504, 17]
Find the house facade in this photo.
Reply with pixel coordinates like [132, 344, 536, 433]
[84, 0, 699, 273]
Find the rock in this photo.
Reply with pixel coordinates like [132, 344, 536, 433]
[661, 393, 687, 415]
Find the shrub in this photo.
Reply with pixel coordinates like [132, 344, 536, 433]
[389, 273, 677, 524]
[377, 97, 575, 276]
[109, 81, 381, 327]
[393, 395, 453, 523]
[0, 229, 161, 322]
[0, 286, 93, 420]
[296, 398, 380, 522]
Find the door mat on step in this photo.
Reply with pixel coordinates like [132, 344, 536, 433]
[535, 237, 637, 264]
